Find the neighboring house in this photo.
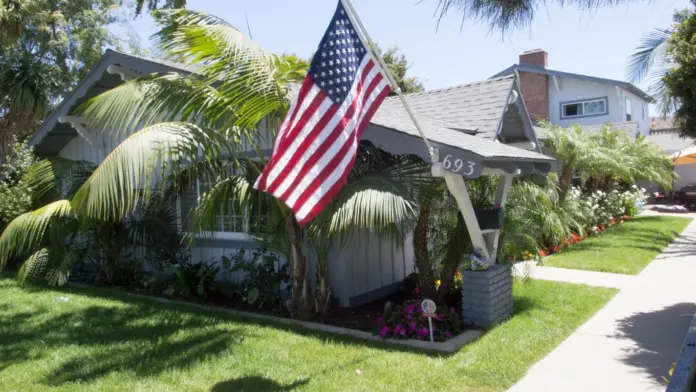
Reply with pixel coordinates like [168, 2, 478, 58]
[646, 117, 696, 192]
[494, 49, 653, 135]
[29, 50, 553, 307]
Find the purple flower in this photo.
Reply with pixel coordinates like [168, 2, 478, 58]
[409, 321, 417, 331]
[379, 327, 390, 338]
[395, 324, 404, 334]
[421, 327, 428, 336]
[400, 328, 406, 336]
[445, 331, 452, 339]
[406, 313, 412, 320]
[377, 317, 383, 326]
[450, 307, 457, 314]
[437, 314, 444, 321]
[416, 328, 427, 338]
[405, 304, 415, 314]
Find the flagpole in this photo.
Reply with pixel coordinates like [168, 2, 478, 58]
[339, 0, 438, 163]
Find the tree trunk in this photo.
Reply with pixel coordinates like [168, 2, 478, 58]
[314, 260, 332, 315]
[413, 198, 439, 299]
[284, 213, 312, 317]
[558, 164, 574, 201]
[436, 227, 469, 304]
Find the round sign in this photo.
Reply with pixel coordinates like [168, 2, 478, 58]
[421, 299, 436, 314]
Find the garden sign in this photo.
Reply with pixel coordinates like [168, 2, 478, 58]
[421, 299, 437, 342]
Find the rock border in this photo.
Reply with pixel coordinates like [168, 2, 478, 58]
[70, 283, 483, 354]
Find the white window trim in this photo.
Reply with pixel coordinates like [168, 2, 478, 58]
[560, 97, 609, 119]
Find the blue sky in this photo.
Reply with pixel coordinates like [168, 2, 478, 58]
[128, 0, 688, 91]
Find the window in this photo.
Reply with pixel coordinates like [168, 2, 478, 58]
[182, 165, 270, 237]
[625, 98, 632, 121]
[560, 97, 608, 119]
[642, 105, 646, 121]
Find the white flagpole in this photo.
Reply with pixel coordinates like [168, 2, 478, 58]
[339, 0, 438, 163]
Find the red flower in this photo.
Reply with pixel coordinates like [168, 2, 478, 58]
[538, 249, 547, 257]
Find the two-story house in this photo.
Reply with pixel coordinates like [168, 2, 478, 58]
[493, 49, 653, 135]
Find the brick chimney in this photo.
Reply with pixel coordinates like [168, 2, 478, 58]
[517, 49, 549, 122]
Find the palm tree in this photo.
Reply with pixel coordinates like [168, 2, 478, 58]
[435, 0, 644, 32]
[626, 28, 676, 114]
[0, 9, 419, 315]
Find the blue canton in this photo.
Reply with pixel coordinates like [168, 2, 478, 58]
[308, 2, 368, 106]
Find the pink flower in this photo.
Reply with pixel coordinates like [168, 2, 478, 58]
[437, 314, 444, 321]
[406, 314, 412, 320]
[409, 321, 417, 331]
[445, 331, 452, 339]
[400, 328, 406, 336]
[379, 327, 390, 338]
[450, 307, 457, 314]
[405, 304, 415, 314]
[377, 317, 383, 326]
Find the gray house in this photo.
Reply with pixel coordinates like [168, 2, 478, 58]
[30, 50, 553, 307]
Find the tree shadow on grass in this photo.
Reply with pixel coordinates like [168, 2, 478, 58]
[0, 288, 248, 385]
[211, 376, 310, 392]
[613, 302, 696, 384]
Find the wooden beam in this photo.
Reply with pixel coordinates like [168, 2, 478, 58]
[489, 174, 514, 263]
[444, 173, 491, 261]
[58, 116, 105, 156]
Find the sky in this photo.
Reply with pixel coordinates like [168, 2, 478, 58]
[127, 0, 688, 93]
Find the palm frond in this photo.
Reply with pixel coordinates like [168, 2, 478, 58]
[28, 158, 96, 202]
[626, 28, 673, 83]
[71, 122, 233, 221]
[0, 200, 73, 269]
[191, 174, 253, 235]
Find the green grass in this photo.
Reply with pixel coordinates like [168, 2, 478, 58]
[0, 278, 616, 392]
[543, 215, 692, 275]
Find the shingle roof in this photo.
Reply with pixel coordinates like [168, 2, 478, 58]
[377, 75, 516, 139]
[650, 116, 676, 132]
[493, 64, 653, 102]
[371, 103, 553, 162]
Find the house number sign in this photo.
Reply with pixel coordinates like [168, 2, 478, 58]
[441, 154, 484, 178]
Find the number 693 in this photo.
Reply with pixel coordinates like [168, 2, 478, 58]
[442, 155, 476, 175]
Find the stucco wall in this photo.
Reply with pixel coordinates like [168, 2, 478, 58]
[548, 76, 650, 134]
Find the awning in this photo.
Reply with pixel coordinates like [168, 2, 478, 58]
[672, 145, 696, 166]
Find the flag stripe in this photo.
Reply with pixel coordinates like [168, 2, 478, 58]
[282, 71, 385, 206]
[294, 82, 390, 224]
[273, 76, 314, 154]
[256, 84, 322, 189]
[263, 57, 375, 193]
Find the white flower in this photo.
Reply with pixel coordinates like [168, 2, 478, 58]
[641, 188, 646, 193]
[631, 184, 637, 189]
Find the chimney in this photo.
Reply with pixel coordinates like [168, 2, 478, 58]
[519, 49, 548, 68]
[517, 49, 549, 122]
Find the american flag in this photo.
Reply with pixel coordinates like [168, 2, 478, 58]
[254, 1, 391, 226]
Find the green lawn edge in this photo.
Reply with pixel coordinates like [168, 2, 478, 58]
[542, 215, 693, 275]
[0, 277, 616, 392]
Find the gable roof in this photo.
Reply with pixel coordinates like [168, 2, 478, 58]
[31, 50, 550, 172]
[492, 63, 653, 103]
[379, 75, 517, 140]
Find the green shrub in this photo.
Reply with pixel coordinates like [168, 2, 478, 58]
[163, 260, 220, 298]
[0, 139, 37, 230]
[223, 248, 289, 307]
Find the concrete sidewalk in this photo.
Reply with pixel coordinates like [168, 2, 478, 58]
[508, 219, 696, 392]
[512, 261, 636, 289]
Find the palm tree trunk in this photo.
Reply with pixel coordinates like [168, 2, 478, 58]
[314, 260, 332, 315]
[558, 165, 574, 201]
[284, 213, 312, 316]
[413, 198, 438, 298]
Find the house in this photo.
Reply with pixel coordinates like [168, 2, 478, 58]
[494, 49, 653, 136]
[29, 49, 554, 307]
[646, 117, 696, 192]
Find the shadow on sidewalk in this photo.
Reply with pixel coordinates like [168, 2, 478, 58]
[613, 302, 696, 383]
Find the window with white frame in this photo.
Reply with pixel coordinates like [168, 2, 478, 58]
[182, 166, 271, 237]
[561, 97, 608, 119]
[625, 98, 632, 121]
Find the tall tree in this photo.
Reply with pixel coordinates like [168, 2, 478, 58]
[0, 0, 124, 159]
[663, 1, 696, 138]
[376, 45, 425, 95]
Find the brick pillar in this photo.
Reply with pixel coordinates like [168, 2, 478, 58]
[461, 265, 513, 327]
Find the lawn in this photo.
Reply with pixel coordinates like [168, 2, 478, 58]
[0, 278, 616, 392]
[543, 215, 693, 275]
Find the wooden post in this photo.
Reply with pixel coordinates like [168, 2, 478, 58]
[444, 173, 491, 260]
